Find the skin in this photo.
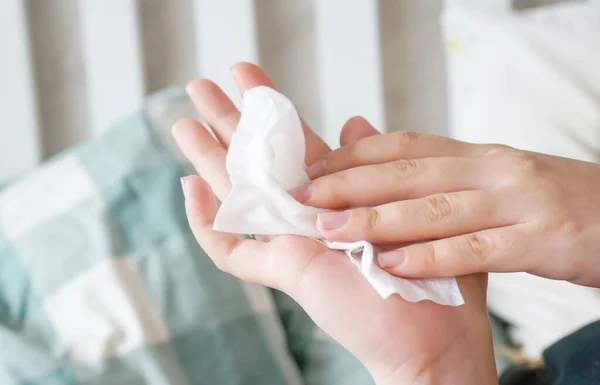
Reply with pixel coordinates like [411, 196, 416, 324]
[290, 131, 600, 289]
[173, 63, 497, 385]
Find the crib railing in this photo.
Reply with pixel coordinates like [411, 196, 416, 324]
[1, 0, 546, 183]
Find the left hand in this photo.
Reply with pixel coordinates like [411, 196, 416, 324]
[291, 130, 600, 288]
[173, 64, 495, 385]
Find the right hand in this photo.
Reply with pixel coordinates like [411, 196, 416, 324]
[173, 63, 496, 385]
[295, 130, 600, 289]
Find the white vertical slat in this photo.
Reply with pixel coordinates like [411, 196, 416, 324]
[78, 0, 145, 134]
[193, 0, 258, 104]
[315, 0, 385, 147]
[0, 0, 41, 182]
[447, 0, 513, 13]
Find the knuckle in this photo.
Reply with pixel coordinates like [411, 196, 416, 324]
[537, 218, 580, 278]
[407, 243, 438, 272]
[355, 207, 381, 232]
[516, 152, 540, 172]
[392, 131, 420, 153]
[389, 159, 420, 181]
[491, 150, 545, 184]
[546, 216, 582, 241]
[483, 143, 513, 157]
[463, 233, 492, 261]
[508, 152, 542, 176]
[423, 194, 454, 223]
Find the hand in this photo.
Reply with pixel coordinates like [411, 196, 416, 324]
[292, 130, 600, 288]
[172, 64, 496, 384]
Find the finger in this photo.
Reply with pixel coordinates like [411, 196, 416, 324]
[230, 62, 278, 92]
[376, 223, 533, 278]
[306, 130, 495, 179]
[339, 116, 380, 147]
[186, 79, 239, 147]
[172, 118, 230, 199]
[316, 190, 521, 243]
[181, 175, 273, 285]
[231, 62, 330, 164]
[292, 157, 496, 210]
[182, 175, 330, 292]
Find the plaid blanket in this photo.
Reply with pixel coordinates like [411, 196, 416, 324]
[0, 89, 373, 385]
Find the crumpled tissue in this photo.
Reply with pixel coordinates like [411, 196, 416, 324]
[213, 86, 464, 306]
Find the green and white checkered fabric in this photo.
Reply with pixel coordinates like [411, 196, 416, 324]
[0, 89, 373, 385]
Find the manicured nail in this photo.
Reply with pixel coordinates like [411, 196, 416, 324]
[378, 250, 406, 269]
[306, 159, 327, 179]
[289, 183, 313, 203]
[317, 211, 350, 230]
[181, 177, 189, 199]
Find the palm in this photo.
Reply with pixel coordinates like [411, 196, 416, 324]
[264, 235, 488, 375]
[173, 63, 492, 382]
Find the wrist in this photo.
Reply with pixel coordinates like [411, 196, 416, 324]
[370, 320, 497, 385]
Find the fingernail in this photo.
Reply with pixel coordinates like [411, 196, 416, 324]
[181, 177, 189, 199]
[317, 211, 350, 230]
[289, 183, 313, 203]
[306, 159, 327, 179]
[378, 250, 406, 269]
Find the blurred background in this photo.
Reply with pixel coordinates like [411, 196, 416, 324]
[0, 0, 566, 183]
[1, 1, 599, 380]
